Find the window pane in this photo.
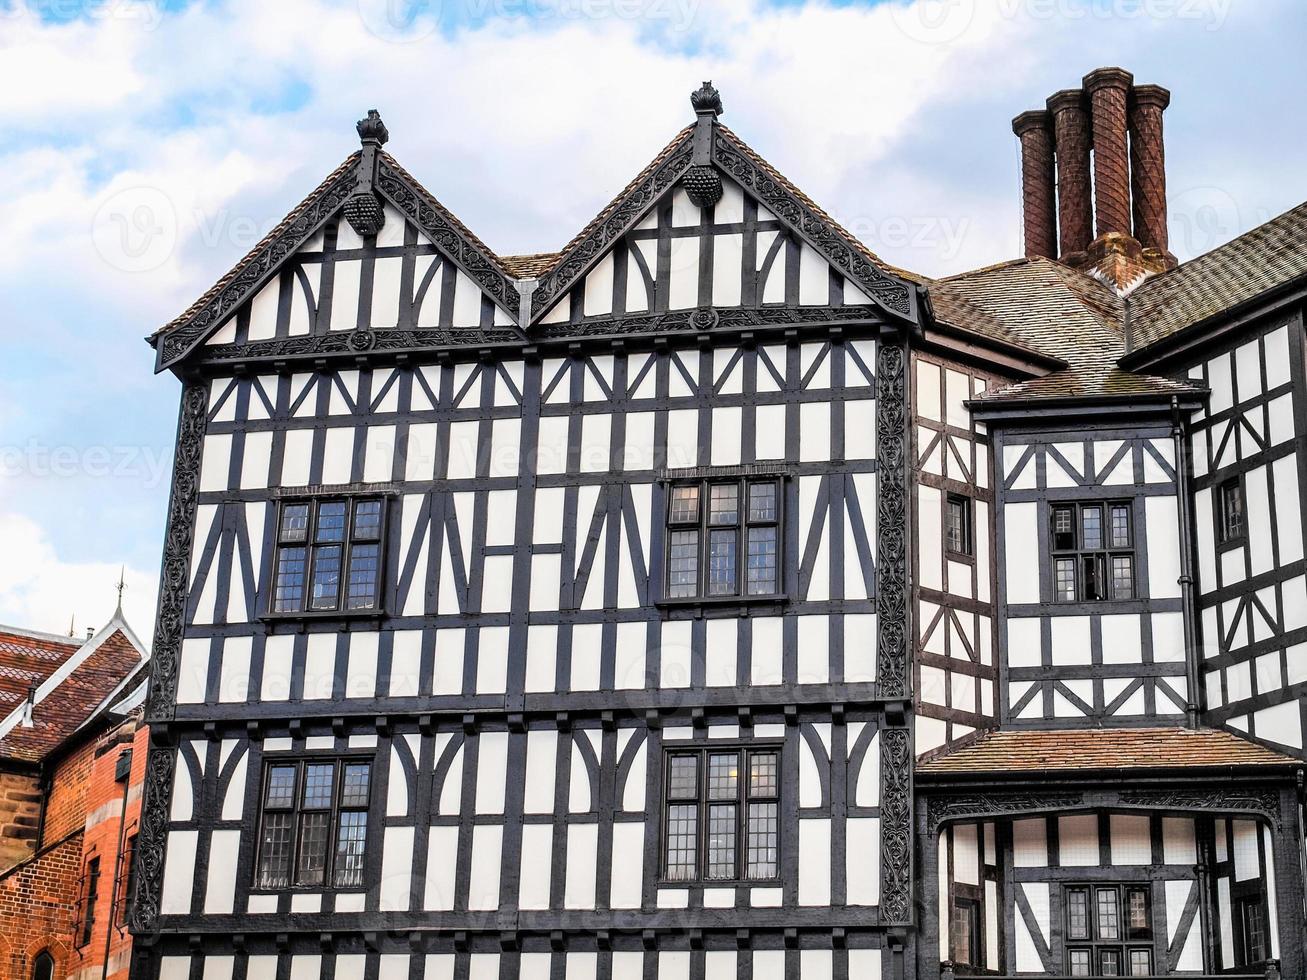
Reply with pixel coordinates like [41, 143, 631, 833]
[946, 498, 967, 553]
[1127, 888, 1150, 935]
[1128, 950, 1152, 976]
[316, 501, 348, 542]
[706, 803, 737, 879]
[302, 764, 335, 809]
[1067, 949, 1091, 977]
[1110, 505, 1131, 548]
[1067, 889, 1090, 940]
[310, 545, 343, 610]
[749, 752, 778, 798]
[746, 801, 778, 878]
[265, 766, 297, 809]
[353, 499, 383, 541]
[1082, 506, 1103, 550]
[709, 483, 739, 525]
[1097, 888, 1121, 940]
[707, 753, 739, 800]
[665, 803, 698, 881]
[1055, 558, 1077, 601]
[1224, 481, 1245, 540]
[258, 812, 293, 888]
[346, 543, 380, 610]
[280, 503, 310, 543]
[296, 811, 330, 886]
[334, 811, 368, 887]
[706, 528, 737, 596]
[273, 546, 307, 612]
[1111, 556, 1134, 600]
[1245, 899, 1268, 961]
[746, 527, 778, 595]
[340, 763, 371, 808]
[669, 486, 700, 524]
[1100, 949, 1121, 977]
[668, 530, 699, 598]
[953, 904, 974, 966]
[668, 755, 698, 799]
[1082, 554, 1106, 601]
[1053, 507, 1076, 550]
[748, 482, 777, 522]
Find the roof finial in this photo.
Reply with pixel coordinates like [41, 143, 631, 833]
[114, 566, 126, 617]
[691, 81, 723, 119]
[346, 109, 389, 239]
[67, 614, 75, 638]
[357, 109, 390, 147]
[685, 81, 724, 208]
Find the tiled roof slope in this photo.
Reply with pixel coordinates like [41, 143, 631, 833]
[935, 258, 1200, 401]
[0, 628, 80, 717]
[1128, 200, 1307, 353]
[918, 727, 1296, 776]
[0, 627, 145, 764]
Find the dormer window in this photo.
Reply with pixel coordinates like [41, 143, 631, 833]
[1050, 502, 1135, 602]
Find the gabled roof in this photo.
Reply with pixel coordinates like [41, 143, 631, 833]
[917, 726, 1297, 777]
[0, 616, 148, 765]
[0, 626, 81, 718]
[1126, 199, 1307, 357]
[150, 149, 521, 371]
[527, 121, 920, 327]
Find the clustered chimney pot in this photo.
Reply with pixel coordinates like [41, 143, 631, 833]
[1015, 68, 1175, 280]
[1083, 67, 1134, 239]
[1012, 109, 1058, 260]
[1046, 88, 1094, 258]
[1130, 83, 1173, 262]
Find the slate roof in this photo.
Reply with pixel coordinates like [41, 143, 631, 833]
[935, 257, 1202, 402]
[1128, 199, 1307, 354]
[0, 621, 147, 765]
[917, 727, 1296, 777]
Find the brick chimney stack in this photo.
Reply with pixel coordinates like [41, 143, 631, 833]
[1012, 69, 1177, 286]
[1130, 83, 1173, 261]
[1012, 109, 1058, 260]
[1084, 67, 1134, 238]
[1046, 89, 1094, 258]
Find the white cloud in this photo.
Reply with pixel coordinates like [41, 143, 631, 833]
[0, 512, 157, 641]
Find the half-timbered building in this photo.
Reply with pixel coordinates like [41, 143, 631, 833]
[131, 69, 1307, 980]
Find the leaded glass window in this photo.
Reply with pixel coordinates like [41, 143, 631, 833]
[272, 497, 386, 614]
[664, 477, 783, 599]
[662, 746, 781, 883]
[1050, 502, 1136, 602]
[255, 759, 372, 890]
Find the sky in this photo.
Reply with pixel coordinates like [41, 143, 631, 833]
[0, 0, 1303, 641]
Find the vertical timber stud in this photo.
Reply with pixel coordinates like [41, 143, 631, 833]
[130, 380, 209, 940]
[877, 324, 913, 928]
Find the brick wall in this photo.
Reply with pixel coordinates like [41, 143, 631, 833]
[0, 772, 42, 873]
[0, 714, 147, 980]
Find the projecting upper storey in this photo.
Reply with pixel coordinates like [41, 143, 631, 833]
[148, 84, 922, 375]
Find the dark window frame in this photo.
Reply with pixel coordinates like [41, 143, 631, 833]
[659, 743, 783, 885]
[31, 951, 55, 980]
[114, 832, 138, 930]
[950, 884, 983, 967]
[252, 756, 374, 893]
[76, 855, 100, 949]
[945, 493, 974, 559]
[1231, 879, 1271, 968]
[1217, 476, 1247, 548]
[1049, 501, 1137, 603]
[265, 495, 388, 619]
[1063, 883, 1153, 977]
[659, 475, 786, 605]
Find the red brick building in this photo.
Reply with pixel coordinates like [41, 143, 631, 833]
[0, 616, 149, 980]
